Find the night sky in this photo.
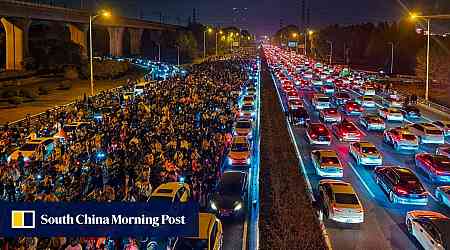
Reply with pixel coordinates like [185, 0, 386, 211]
[63, 0, 450, 36]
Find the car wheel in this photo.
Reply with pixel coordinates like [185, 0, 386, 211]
[389, 191, 395, 203]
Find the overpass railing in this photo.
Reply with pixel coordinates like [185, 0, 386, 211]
[0, 0, 87, 13]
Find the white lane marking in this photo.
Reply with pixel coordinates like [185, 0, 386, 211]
[242, 218, 248, 250]
[348, 162, 376, 198]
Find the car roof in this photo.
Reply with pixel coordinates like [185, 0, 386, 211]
[316, 150, 338, 157]
[358, 141, 376, 148]
[221, 171, 246, 185]
[232, 136, 249, 144]
[321, 180, 354, 193]
[152, 182, 189, 198]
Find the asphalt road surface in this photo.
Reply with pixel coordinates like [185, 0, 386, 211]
[272, 67, 450, 250]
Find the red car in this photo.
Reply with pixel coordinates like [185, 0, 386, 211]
[343, 101, 364, 115]
[287, 90, 300, 101]
[282, 83, 294, 92]
[306, 123, 332, 145]
[332, 119, 362, 142]
[415, 153, 450, 183]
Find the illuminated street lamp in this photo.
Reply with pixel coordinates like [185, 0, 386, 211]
[89, 10, 111, 96]
[410, 13, 450, 101]
[203, 27, 213, 58]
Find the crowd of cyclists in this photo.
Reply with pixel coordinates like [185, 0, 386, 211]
[0, 52, 255, 250]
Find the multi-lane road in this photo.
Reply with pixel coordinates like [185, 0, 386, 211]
[270, 57, 450, 249]
[222, 58, 261, 250]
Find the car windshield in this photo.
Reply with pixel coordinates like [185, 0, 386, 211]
[343, 124, 357, 132]
[231, 143, 249, 152]
[218, 180, 242, 195]
[236, 121, 251, 129]
[321, 157, 339, 164]
[175, 238, 208, 250]
[433, 156, 450, 171]
[426, 129, 442, 135]
[242, 105, 253, 111]
[244, 97, 253, 101]
[361, 147, 378, 154]
[401, 134, 416, 140]
[318, 97, 330, 102]
[337, 93, 350, 98]
[334, 193, 359, 205]
[311, 125, 328, 135]
[363, 97, 373, 101]
[20, 143, 39, 151]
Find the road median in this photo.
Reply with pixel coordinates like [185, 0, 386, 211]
[259, 55, 326, 249]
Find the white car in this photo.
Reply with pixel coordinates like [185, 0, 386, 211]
[319, 179, 364, 224]
[349, 141, 382, 166]
[436, 144, 450, 157]
[355, 95, 376, 108]
[379, 108, 404, 122]
[435, 186, 450, 209]
[406, 210, 450, 250]
[433, 120, 450, 137]
[312, 94, 331, 110]
[406, 123, 445, 144]
[8, 137, 55, 163]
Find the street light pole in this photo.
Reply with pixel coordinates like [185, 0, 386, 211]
[304, 32, 307, 56]
[89, 15, 94, 96]
[176, 46, 180, 66]
[157, 43, 161, 62]
[327, 41, 333, 65]
[203, 30, 206, 59]
[425, 18, 430, 101]
[388, 42, 394, 75]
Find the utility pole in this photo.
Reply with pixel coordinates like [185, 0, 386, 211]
[388, 42, 394, 74]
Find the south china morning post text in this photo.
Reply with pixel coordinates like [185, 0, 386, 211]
[40, 214, 186, 227]
[0, 201, 199, 237]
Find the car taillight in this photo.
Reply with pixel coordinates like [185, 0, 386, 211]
[355, 208, 363, 213]
[332, 205, 343, 212]
[394, 186, 408, 195]
[348, 106, 353, 111]
[310, 133, 317, 138]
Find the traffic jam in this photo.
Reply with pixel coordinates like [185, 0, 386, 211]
[0, 56, 260, 249]
[263, 45, 450, 249]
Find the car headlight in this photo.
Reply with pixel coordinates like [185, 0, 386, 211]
[246, 158, 251, 165]
[228, 157, 233, 165]
[240, 112, 244, 116]
[234, 202, 242, 211]
[211, 201, 218, 210]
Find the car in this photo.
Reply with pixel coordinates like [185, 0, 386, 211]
[62, 122, 92, 137]
[288, 99, 303, 110]
[305, 123, 332, 145]
[311, 79, 323, 87]
[318, 179, 364, 224]
[401, 105, 421, 119]
[246, 87, 257, 96]
[359, 115, 386, 131]
[432, 120, 450, 137]
[406, 123, 445, 144]
[233, 119, 253, 138]
[374, 166, 428, 205]
[332, 92, 351, 106]
[359, 86, 376, 96]
[239, 104, 255, 120]
[8, 137, 55, 163]
[286, 90, 300, 101]
[379, 108, 404, 122]
[289, 107, 310, 126]
[282, 83, 294, 92]
[319, 108, 341, 123]
[355, 95, 376, 108]
[406, 211, 450, 250]
[133, 82, 151, 96]
[311, 94, 331, 110]
[311, 150, 343, 177]
[342, 101, 364, 115]
[435, 186, 450, 208]
[150, 182, 191, 204]
[320, 85, 335, 95]
[210, 171, 247, 217]
[383, 96, 403, 108]
[242, 95, 255, 106]
[349, 141, 382, 166]
[173, 213, 223, 250]
[227, 136, 251, 167]
[415, 153, 450, 183]
[383, 127, 419, 151]
[332, 120, 362, 142]
[436, 144, 450, 157]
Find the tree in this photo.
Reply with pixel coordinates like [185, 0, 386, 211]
[416, 40, 450, 84]
[175, 31, 198, 62]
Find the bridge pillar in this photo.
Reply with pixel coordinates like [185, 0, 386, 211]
[108, 27, 124, 57]
[129, 28, 143, 55]
[1, 17, 30, 71]
[68, 23, 87, 56]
